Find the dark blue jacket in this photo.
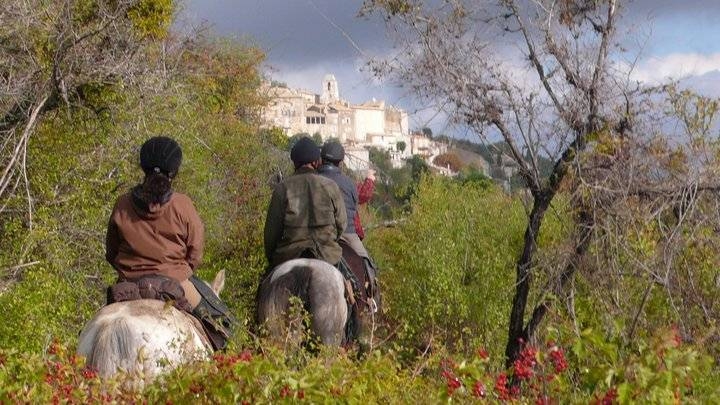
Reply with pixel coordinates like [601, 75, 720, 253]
[318, 164, 357, 234]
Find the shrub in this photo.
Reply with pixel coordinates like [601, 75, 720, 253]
[367, 176, 526, 356]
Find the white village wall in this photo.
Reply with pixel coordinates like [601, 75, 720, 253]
[352, 107, 385, 143]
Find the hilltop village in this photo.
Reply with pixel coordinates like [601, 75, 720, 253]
[260, 74, 449, 172]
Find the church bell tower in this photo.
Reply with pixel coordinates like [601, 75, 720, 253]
[321, 74, 339, 104]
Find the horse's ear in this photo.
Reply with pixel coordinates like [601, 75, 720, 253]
[211, 270, 226, 296]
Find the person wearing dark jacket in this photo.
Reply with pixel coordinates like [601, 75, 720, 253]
[317, 141, 374, 261]
[106, 136, 233, 350]
[264, 137, 347, 268]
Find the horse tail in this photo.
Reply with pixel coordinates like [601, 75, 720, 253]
[256, 263, 314, 337]
[82, 317, 136, 378]
[256, 259, 347, 345]
[306, 265, 347, 345]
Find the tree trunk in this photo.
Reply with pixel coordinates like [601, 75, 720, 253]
[505, 192, 551, 368]
[523, 209, 593, 340]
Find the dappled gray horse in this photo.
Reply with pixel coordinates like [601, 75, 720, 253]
[77, 271, 225, 381]
[256, 259, 348, 345]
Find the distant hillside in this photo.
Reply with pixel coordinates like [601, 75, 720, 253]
[447, 147, 490, 174]
[437, 135, 554, 183]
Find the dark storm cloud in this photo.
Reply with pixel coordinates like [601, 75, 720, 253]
[182, 0, 384, 67]
[180, 0, 720, 80]
[179, 0, 720, 132]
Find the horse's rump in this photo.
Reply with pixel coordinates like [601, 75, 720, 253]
[256, 259, 347, 346]
[78, 300, 211, 380]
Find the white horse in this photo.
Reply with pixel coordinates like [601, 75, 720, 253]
[256, 259, 348, 346]
[77, 271, 225, 382]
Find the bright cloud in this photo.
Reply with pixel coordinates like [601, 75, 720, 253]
[630, 53, 720, 83]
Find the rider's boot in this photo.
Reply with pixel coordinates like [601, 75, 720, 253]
[192, 297, 235, 351]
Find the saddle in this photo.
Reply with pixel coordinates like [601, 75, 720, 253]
[106, 275, 235, 351]
[107, 275, 193, 313]
[338, 240, 380, 313]
[189, 276, 237, 351]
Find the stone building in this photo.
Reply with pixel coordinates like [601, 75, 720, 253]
[261, 74, 445, 171]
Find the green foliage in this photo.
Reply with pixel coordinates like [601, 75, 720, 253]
[0, 343, 432, 404]
[456, 166, 493, 187]
[183, 38, 266, 116]
[2, 326, 715, 403]
[0, 268, 100, 352]
[2, 6, 719, 403]
[367, 177, 525, 356]
[0, 39, 278, 349]
[259, 127, 290, 150]
[569, 327, 717, 403]
[127, 0, 175, 39]
[367, 149, 431, 216]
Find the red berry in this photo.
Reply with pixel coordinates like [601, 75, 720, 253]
[239, 350, 253, 362]
[473, 381, 486, 398]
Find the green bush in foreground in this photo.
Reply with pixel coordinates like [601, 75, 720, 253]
[0, 326, 715, 404]
[367, 176, 536, 357]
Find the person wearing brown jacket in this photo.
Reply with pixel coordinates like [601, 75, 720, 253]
[264, 137, 347, 268]
[105, 136, 234, 350]
[106, 136, 204, 306]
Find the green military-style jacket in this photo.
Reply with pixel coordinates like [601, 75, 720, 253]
[264, 167, 347, 267]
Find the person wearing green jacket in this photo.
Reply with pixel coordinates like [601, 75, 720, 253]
[264, 137, 347, 268]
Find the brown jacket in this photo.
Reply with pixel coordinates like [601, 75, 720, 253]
[264, 167, 346, 267]
[105, 188, 204, 281]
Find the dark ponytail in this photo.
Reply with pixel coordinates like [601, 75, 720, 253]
[140, 171, 172, 204]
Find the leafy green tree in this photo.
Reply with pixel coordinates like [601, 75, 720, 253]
[0, 0, 175, 214]
[0, 29, 276, 351]
[364, 0, 636, 366]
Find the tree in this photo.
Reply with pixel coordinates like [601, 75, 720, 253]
[363, 0, 637, 367]
[396, 141, 407, 152]
[1, 0, 174, 220]
[433, 153, 463, 172]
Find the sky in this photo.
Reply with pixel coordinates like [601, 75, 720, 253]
[180, 0, 720, 134]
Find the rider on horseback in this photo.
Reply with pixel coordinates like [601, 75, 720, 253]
[317, 141, 379, 278]
[263, 137, 347, 268]
[105, 136, 234, 350]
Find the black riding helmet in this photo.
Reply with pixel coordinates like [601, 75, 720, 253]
[139, 136, 182, 178]
[321, 141, 345, 164]
[290, 137, 321, 168]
